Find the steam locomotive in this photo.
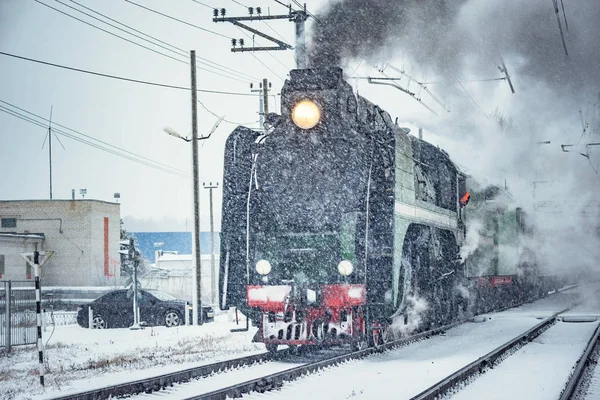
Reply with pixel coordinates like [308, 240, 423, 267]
[219, 68, 550, 351]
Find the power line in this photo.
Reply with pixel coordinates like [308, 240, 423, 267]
[39, 0, 247, 83]
[124, 0, 229, 39]
[0, 104, 191, 179]
[272, 0, 289, 8]
[234, 27, 288, 78]
[0, 100, 189, 175]
[250, 52, 284, 80]
[0, 51, 260, 96]
[455, 79, 485, 115]
[68, 0, 256, 82]
[197, 100, 259, 125]
[34, 0, 188, 65]
[191, 0, 213, 9]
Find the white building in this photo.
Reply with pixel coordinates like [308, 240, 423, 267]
[141, 252, 219, 305]
[0, 200, 121, 286]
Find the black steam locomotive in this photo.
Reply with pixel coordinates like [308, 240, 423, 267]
[219, 68, 549, 351]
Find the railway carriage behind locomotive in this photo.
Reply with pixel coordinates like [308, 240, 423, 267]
[219, 68, 544, 351]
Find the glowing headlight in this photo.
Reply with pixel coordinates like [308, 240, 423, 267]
[337, 260, 354, 276]
[255, 259, 272, 275]
[291, 100, 321, 130]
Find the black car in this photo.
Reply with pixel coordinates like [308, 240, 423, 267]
[76, 289, 215, 329]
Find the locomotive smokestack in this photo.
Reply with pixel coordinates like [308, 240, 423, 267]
[294, 9, 308, 68]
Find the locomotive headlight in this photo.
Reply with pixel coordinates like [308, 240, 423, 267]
[291, 100, 321, 130]
[337, 260, 354, 276]
[255, 259, 272, 275]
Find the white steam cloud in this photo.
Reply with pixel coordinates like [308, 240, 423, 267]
[310, 0, 600, 279]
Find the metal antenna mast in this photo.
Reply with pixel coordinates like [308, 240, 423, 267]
[41, 105, 65, 199]
[212, 4, 309, 68]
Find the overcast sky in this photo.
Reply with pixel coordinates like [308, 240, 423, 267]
[1, 0, 598, 235]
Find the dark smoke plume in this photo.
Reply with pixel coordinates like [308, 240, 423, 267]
[309, 0, 465, 69]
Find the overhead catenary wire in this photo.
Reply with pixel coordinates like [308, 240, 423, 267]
[0, 105, 191, 179]
[0, 51, 261, 96]
[124, 0, 229, 39]
[68, 0, 257, 82]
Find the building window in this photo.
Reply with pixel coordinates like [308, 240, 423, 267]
[1, 218, 17, 228]
[0, 254, 4, 278]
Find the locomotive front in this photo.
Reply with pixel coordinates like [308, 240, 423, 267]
[220, 68, 374, 350]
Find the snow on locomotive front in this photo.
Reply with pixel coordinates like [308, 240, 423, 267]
[220, 67, 469, 350]
[219, 68, 374, 349]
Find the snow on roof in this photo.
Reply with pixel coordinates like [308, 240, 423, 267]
[157, 253, 192, 262]
[0, 232, 45, 240]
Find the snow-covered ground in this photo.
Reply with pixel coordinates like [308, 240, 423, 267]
[0, 313, 263, 400]
[450, 320, 599, 400]
[1, 284, 596, 400]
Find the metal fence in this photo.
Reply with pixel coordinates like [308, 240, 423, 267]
[1, 281, 37, 351]
[43, 310, 77, 328]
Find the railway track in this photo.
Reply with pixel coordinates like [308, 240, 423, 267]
[559, 317, 600, 399]
[48, 320, 461, 400]
[48, 286, 582, 400]
[408, 301, 600, 400]
[47, 348, 297, 400]
[409, 307, 572, 399]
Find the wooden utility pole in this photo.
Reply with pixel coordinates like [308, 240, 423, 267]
[191, 50, 203, 325]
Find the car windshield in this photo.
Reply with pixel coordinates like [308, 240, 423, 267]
[147, 290, 178, 301]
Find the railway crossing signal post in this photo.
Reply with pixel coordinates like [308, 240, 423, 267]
[20, 247, 54, 386]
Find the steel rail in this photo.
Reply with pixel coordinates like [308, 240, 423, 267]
[47, 348, 296, 400]
[182, 321, 464, 400]
[559, 320, 600, 399]
[410, 307, 572, 400]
